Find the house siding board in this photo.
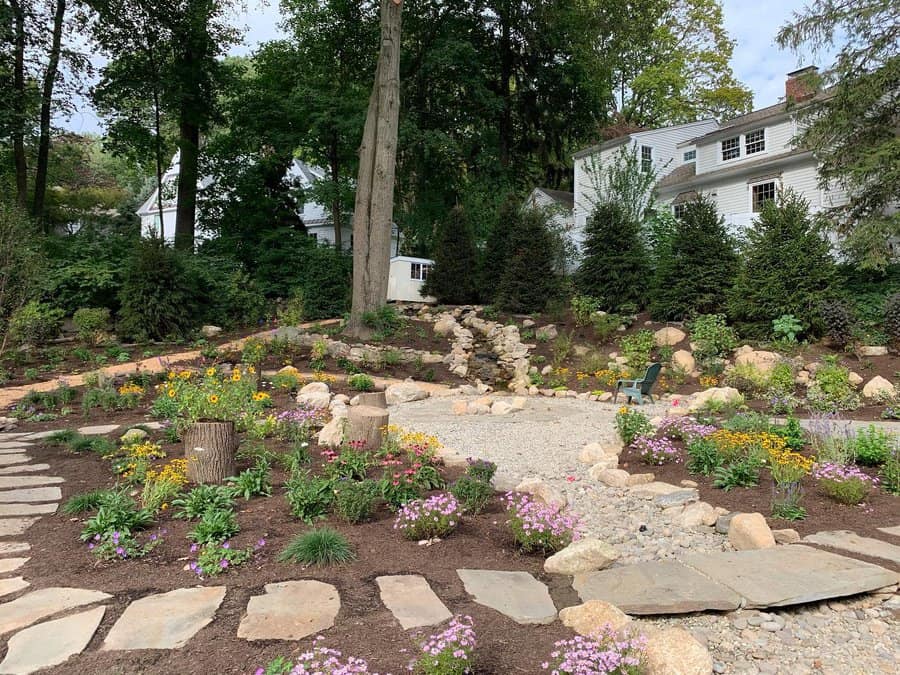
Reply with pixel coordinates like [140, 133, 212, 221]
[697, 117, 797, 176]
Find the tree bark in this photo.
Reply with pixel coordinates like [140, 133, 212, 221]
[10, 0, 28, 209]
[498, 0, 512, 169]
[330, 137, 342, 249]
[355, 390, 387, 408]
[347, 404, 389, 451]
[346, 0, 402, 338]
[184, 421, 236, 483]
[32, 0, 66, 224]
[174, 116, 199, 250]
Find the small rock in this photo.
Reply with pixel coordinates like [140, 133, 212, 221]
[200, 325, 222, 338]
[641, 626, 713, 675]
[491, 401, 515, 416]
[716, 512, 740, 534]
[536, 325, 558, 340]
[452, 400, 468, 416]
[680, 480, 698, 488]
[588, 458, 619, 477]
[544, 538, 619, 575]
[559, 600, 631, 635]
[385, 382, 429, 405]
[672, 350, 696, 373]
[848, 371, 864, 387]
[654, 327, 686, 347]
[626, 473, 655, 486]
[594, 468, 630, 488]
[119, 428, 148, 445]
[859, 345, 888, 357]
[862, 375, 895, 400]
[678, 501, 718, 528]
[687, 387, 743, 412]
[772, 528, 801, 544]
[728, 512, 776, 550]
[654, 489, 699, 508]
[515, 478, 566, 507]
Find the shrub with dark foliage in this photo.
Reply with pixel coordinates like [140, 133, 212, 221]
[494, 207, 561, 313]
[819, 299, 856, 348]
[422, 206, 479, 304]
[884, 293, 900, 344]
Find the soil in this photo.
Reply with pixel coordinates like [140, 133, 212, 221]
[20, 429, 578, 675]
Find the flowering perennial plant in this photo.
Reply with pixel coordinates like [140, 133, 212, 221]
[276, 407, 326, 442]
[631, 435, 680, 465]
[155, 365, 264, 424]
[112, 441, 166, 484]
[814, 462, 878, 505]
[614, 407, 652, 446]
[768, 448, 814, 520]
[708, 430, 786, 463]
[394, 493, 462, 540]
[410, 615, 476, 675]
[257, 638, 376, 675]
[381, 425, 443, 465]
[188, 538, 265, 577]
[657, 416, 715, 442]
[87, 528, 165, 561]
[504, 492, 582, 553]
[141, 458, 188, 512]
[541, 624, 646, 675]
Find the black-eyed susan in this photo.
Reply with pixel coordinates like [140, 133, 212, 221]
[205, 367, 217, 377]
[208, 394, 220, 404]
[231, 371, 242, 382]
[167, 388, 176, 398]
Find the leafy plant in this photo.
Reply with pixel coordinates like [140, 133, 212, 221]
[226, 459, 273, 500]
[712, 455, 764, 491]
[815, 463, 877, 504]
[333, 479, 379, 524]
[772, 314, 803, 343]
[689, 314, 737, 368]
[285, 471, 334, 523]
[63, 489, 116, 515]
[885, 292, 900, 344]
[619, 330, 654, 372]
[188, 508, 240, 545]
[807, 356, 861, 412]
[173, 485, 235, 519]
[591, 312, 623, 343]
[819, 299, 855, 348]
[190, 540, 255, 577]
[6, 301, 64, 346]
[614, 407, 652, 446]
[504, 491, 580, 553]
[80, 492, 154, 540]
[570, 294, 600, 327]
[412, 615, 477, 675]
[880, 447, 900, 495]
[394, 493, 462, 540]
[465, 458, 497, 484]
[450, 476, 494, 514]
[278, 527, 355, 565]
[686, 438, 724, 475]
[347, 373, 375, 392]
[324, 448, 371, 481]
[852, 425, 894, 466]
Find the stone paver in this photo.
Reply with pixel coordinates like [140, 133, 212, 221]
[0, 444, 31, 451]
[680, 546, 899, 609]
[77, 425, 120, 436]
[0, 606, 105, 675]
[0, 487, 61, 503]
[0, 587, 111, 635]
[238, 580, 340, 640]
[0, 457, 30, 467]
[0, 504, 57, 517]
[0, 464, 51, 475]
[0, 543, 29, 556]
[0, 558, 28, 574]
[103, 586, 226, 650]
[627, 481, 686, 498]
[0, 578, 29, 598]
[0, 449, 31, 456]
[878, 525, 900, 538]
[457, 569, 557, 625]
[0, 519, 40, 537]
[376, 575, 452, 630]
[0, 476, 64, 489]
[804, 530, 900, 565]
[573, 560, 741, 615]
[16, 431, 60, 441]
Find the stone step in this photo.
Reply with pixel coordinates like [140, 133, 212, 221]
[0, 457, 31, 468]
[0, 504, 57, 517]
[0, 558, 28, 574]
[376, 575, 452, 630]
[876, 525, 900, 539]
[457, 569, 557, 625]
[0, 444, 32, 451]
[803, 530, 900, 565]
[0, 488, 62, 503]
[0, 606, 105, 675]
[17, 431, 62, 441]
[0, 465, 51, 475]
[0, 543, 29, 556]
[0, 587, 111, 636]
[0, 477, 64, 489]
[0, 578, 29, 598]
[238, 581, 340, 641]
[102, 586, 225, 650]
[0, 519, 40, 538]
[77, 425, 120, 436]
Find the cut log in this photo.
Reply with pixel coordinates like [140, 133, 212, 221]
[184, 421, 236, 483]
[347, 405, 390, 451]
[355, 391, 387, 408]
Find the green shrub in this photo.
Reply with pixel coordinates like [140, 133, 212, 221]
[226, 459, 272, 500]
[79, 491, 154, 540]
[362, 305, 403, 338]
[884, 292, 900, 344]
[347, 373, 375, 392]
[63, 489, 115, 515]
[852, 425, 894, 466]
[649, 195, 738, 320]
[591, 313, 622, 343]
[333, 480, 379, 523]
[188, 508, 240, 544]
[619, 330, 654, 373]
[767, 362, 796, 398]
[686, 438, 723, 475]
[772, 314, 803, 343]
[422, 206, 480, 304]
[450, 476, 494, 514]
[278, 527, 355, 565]
[0, 202, 44, 349]
[723, 363, 770, 398]
[324, 448, 371, 481]
[819, 299, 855, 348]
[690, 314, 737, 368]
[73, 307, 110, 344]
[615, 407, 653, 445]
[807, 357, 860, 412]
[713, 455, 763, 491]
[880, 448, 900, 495]
[570, 294, 601, 327]
[494, 207, 562, 314]
[722, 411, 773, 434]
[465, 459, 497, 483]
[172, 485, 235, 519]
[285, 471, 334, 523]
[7, 301, 64, 346]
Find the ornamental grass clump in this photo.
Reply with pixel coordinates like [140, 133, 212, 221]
[614, 407, 652, 446]
[278, 527, 355, 566]
[504, 492, 581, 554]
[814, 463, 879, 505]
[411, 615, 476, 675]
[632, 436, 680, 465]
[540, 624, 647, 675]
[394, 493, 462, 540]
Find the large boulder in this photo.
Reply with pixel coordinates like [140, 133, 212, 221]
[733, 346, 781, 374]
[433, 316, 457, 336]
[297, 382, 331, 409]
[317, 417, 345, 448]
[672, 350, 696, 373]
[515, 478, 567, 507]
[579, 440, 622, 465]
[654, 327, 686, 347]
[544, 538, 619, 575]
[642, 626, 713, 675]
[558, 600, 631, 635]
[536, 324, 558, 341]
[201, 325, 222, 338]
[862, 376, 895, 400]
[728, 512, 776, 550]
[686, 387, 743, 412]
[385, 382, 430, 405]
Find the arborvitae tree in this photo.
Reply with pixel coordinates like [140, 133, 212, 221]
[479, 195, 520, 302]
[728, 190, 837, 337]
[576, 201, 648, 311]
[650, 195, 738, 320]
[494, 207, 560, 313]
[422, 206, 479, 304]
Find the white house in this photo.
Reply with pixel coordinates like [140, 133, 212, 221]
[136, 154, 401, 254]
[387, 256, 435, 303]
[573, 68, 852, 239]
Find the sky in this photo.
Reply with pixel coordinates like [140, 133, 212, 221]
[63, 0, 832, 136]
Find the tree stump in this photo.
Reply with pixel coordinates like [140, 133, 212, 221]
[184, 421, 236, 483]
[347, 405, 389, 451]
[356, 391, 387, 408]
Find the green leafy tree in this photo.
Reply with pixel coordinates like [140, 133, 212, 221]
[728, 190, 837, 337]
[577, 201, 648, 312]
[495, 207, 561, 313]
[479, 195, 520, 302]
[777, 0, 900, 271]
[422, 206, 479, 304]
[650, 195, 738, 320]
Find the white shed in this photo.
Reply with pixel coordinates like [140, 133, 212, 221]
[387, 256, 435, 303]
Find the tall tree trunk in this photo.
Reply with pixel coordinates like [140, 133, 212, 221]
[174, 115, 199, 251]
[146, 35, 166, 240]
[346, 0, 402, 338]
[32, 0, 66, 225]
[330, 137, 342, 249]
[10, 0, 27, 208]
[498, 0, 512, 169]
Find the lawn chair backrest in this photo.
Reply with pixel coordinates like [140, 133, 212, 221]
[640, 363, 662, 393]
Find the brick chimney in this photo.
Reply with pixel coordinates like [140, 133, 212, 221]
[785, 66, 819, 103]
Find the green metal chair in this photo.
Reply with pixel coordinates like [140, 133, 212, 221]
[613, 363, 662, 406]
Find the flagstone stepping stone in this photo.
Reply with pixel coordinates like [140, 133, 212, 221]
[628, 481, 685, 498]
[17, 431, 61, 441]
[0, 587, 111, 635]
[0, 504, 57, 517]
[0, 519, 40, 537]
[0, 578, 29, 598]
[376, 575, 452, 630]
[0, 487, 61, 503]
[0, 444, 31, 451]
[680, 546, 899, 609]
[878, 525, 900, 538]
[0, 464, 50, 475]
[0, 558, 28, 574]
[0, 606, 105, 674]
[0, 457, 30, 468]
[238, 581, 339, 641]
[103, 586, 226, 650]
[573, 560, 741, 615]
[0, 449, 32, 456]
[77, 424, 120, 436]
[456, 569, 557, 625]
[0, 435, 27, 440]
[0, 477, 63, 489]
[803, 530, 900, 565]
[0, 543, 29, 556]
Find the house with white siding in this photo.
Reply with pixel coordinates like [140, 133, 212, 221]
[573, 68, 850, 239]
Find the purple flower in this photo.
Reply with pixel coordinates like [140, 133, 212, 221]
[255, 538, 266, 549]
[190, 543, 198, 553]
[219, 559, 229, 569]
[115, 546, 126, 557]
[221, 541, 230, 549]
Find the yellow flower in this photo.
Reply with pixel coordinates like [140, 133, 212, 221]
[161, 503, 168, 510]
[231, 371, 242, 382]
[247, 365, 256, 374]
[168, 372, 176, 380]
[167, 389, 176, 398]
[179, 370, 192, 380]
[252, 392, 270, 401]
[205, 367, 217, 377]
[208, 394, 220, 404]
